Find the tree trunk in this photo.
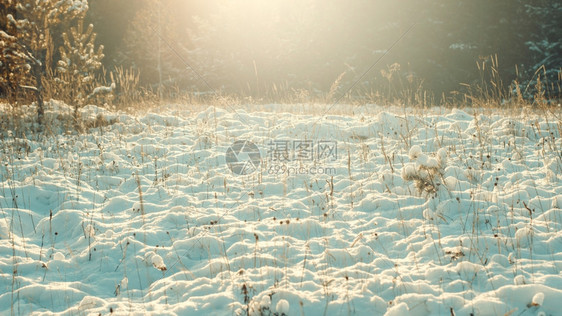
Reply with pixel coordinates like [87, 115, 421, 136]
[33, 62, 44, 125]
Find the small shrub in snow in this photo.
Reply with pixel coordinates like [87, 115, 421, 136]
[514, 274, 526, 285]
[260, 296, 271, 309]
[151, 254, 167, 271]
[275, 299, 290, 315]
[529, 292, 544, 307]
[401, 146, 447, 196]
[408, 145, 423, 160]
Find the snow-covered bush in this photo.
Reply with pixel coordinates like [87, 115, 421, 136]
[401, 145, 447, 196]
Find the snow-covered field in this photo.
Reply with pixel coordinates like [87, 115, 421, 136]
[1, 102, 561, 315]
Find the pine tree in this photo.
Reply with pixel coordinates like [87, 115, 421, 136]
[521, 2, 562, 99]
[3, 0, 88, 124]
[0, 29, 30, 104]
[56, 20, 105, 120]
[0, 1, 28, 103]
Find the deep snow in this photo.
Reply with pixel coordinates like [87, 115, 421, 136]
[0, 102, 561, 315]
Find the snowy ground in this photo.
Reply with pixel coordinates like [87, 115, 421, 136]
[1, 102, 561, 315]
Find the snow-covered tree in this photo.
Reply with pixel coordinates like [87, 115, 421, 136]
[520, 2, 562, 100]
[0, 28, 30, 104]
[3, 0, 88, 124]
[56, 20, 106, 119]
